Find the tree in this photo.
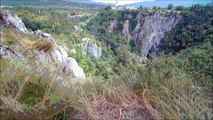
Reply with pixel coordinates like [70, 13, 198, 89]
[176, 6, 184, 11]
[167, 3, 174, 10]
[104, 6, 112, 11]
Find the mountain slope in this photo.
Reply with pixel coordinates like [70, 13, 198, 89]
[0, 3, 212, 120]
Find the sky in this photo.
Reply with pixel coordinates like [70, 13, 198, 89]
[92, 0, 155, 5]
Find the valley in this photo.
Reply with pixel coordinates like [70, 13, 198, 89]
[0, 0, 212, 119]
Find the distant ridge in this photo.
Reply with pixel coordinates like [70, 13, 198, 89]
[125, 0, 212, 8]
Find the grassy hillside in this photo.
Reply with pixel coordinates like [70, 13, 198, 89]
[0, 3, 212, 119]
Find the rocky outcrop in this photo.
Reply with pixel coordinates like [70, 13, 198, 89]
[33, 46, 86, 79]
[63, 57, 86, 79]
[133, 13, 181, 56]
[67, 14, 84, 19]
[123, 20, 131, 38]
[0, 44, 25, 60]
[33, 30, 86, 79]
[124, 13, 133, 20]
[0, 11, 86, 93]
[109, 11, 181, 57]
[0, 43, 85, 79]
[82, 38, 102, 59]
[109, 19, 119, 33]
[0, 9, 28, 33]
[33, 46, 67, 64]
[33, 30, 53, 40]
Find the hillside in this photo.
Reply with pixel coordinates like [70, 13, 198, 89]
[1, 0, 104, 13]
[0, 2, 212, 120]
[126, 0, 212, 7]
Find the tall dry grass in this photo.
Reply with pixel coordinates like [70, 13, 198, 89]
[0, 55, 212, 119]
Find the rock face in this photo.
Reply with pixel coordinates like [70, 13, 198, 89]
[109, 19, 119, 33]
[82, 38, 102, 59]
[0, 10, 28, 33]
[122, 20, 131, 38]
[0, 44, 25, 60]
[133, 13, 181, 56]
[109, 11, 181, 57]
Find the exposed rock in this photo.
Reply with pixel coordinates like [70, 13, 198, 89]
[109, 19, 119, 33]
[82, 38, 102, 59]
[50, 46, 68, 63]
[112, 6, 137, 11]
[63, 57, 86, 79]
[33, 44, 85, 79]
[0, 42, 85, 80]
[0, 9, 28, 33]
[108, 11, 181, 57]
[133, 13, 181, 56]
[124, 13, 133, 20]
[74, 25, 83, 33]
[33, 50, 52, 64]
[33, 30, 54, 41]
[67, 14, 84, 19]
[0, 44, 25, 60]
[33, 46, 67, 63]
[32, 30, 85, 79]
[122, 20, 131, 38]
[32, 30, 69, 63]
[0, 10, 86, 81]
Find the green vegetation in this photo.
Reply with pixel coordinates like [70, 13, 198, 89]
[1, 51, 212, 119]
[0, 3, 212, 119]
[160, 4, 213, 53]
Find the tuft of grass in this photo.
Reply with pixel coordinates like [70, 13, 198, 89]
[33, 39, 54, 52]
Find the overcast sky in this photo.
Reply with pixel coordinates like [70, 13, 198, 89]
[92, 0, 155, 5]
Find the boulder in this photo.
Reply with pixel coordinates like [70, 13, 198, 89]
[63, 57, 86, 79]
[33, 30, 53, 40]
[82, 38, 102, 59]
[33, 45, 68, 63]
[0, 9, 28, 33]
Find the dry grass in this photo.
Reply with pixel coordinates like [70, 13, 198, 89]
[33, 39, 54, 52]
[0, 56, 212, 119]
[0, 29, 18, 45]
[1, 28, 54, 57]
[0, 58, 155, 119]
